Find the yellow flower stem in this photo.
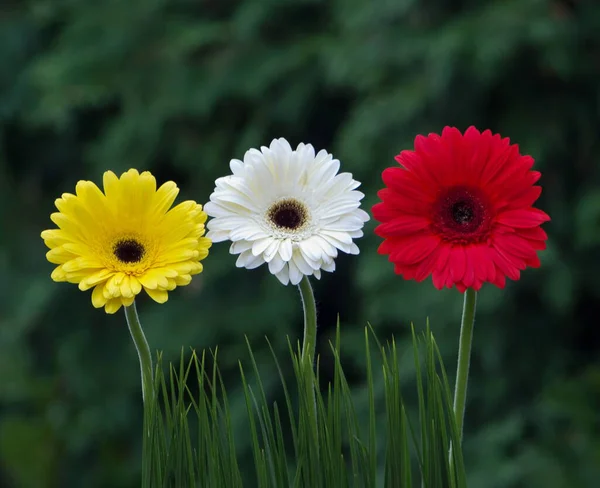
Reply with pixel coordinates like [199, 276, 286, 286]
[450, 287, 477, 470]
[298, 275, 318, 437]
[124, 301, 154, 405]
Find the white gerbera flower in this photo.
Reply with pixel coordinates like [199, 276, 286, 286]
[204, 138, 370, 285]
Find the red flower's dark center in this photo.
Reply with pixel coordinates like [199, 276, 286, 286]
[114, 238, 145, 263]
[268, 199, 308, 230]
[451, 200, 476, 227]
[432, 186, 492, 243]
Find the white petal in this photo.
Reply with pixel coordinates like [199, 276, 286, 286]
[205, 230, 230, 242]
[230, 226, 268, 242]
[263, 239, 280, 262]
[279, 239, 293, 261]
[298, 247, 322, 270]
[271, 138, 293, 154]
[356, 208, 370, 222]
[299, 237, 323, 262]
[320, 230, 353, 245]
[230, 159, 244, 175]
[321, 259, 335, 272]
[291, 251, 314, 275]
[313, 235, 338, 257]
[288, 259, 303, 285]
[236, 250, 265, 269]
[230, 240, 253, 254]
[252, 237, 274, 256]
[275, 266, 290, 285]
[206, 214, 249, 228]
[268, 254, 287, 274]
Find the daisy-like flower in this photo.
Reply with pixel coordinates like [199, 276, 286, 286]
[204, 138, 370, 285]
[41, 169, 211, 313]
[373, 126, 550, 291]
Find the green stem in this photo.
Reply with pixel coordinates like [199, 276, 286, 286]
[452, 287, 477, 443]
[124, 301, 154, 405]
[298, 275, 318, 438]
[299, 275, 318, 366]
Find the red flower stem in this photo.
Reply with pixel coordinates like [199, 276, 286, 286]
[452, 287, 477, 443]
[124, 301, 154, 405]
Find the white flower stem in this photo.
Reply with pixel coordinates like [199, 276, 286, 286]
[298, 275, 318, 437]
[124, 301, 154, 405]
[299, 276, 318, 366]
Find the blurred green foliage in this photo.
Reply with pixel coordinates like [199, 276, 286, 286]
[0, 0, 599, 487]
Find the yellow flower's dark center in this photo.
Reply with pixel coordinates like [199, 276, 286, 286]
[113, 238, 145, 263]
[432, 186, 493, 243]
[268, 199, 308, 230]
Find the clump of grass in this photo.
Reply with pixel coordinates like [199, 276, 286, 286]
[142, 325, 466, 488]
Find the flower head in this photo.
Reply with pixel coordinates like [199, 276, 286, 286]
[41, 169, 211, 313]
[204, 138, 369, 285]
[373, 126, 550, 291]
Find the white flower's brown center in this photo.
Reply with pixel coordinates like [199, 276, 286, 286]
[113, 238, 146, 263]
[267, 198, 308, 231]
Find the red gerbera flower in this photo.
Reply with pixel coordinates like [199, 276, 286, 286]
[373, 126, 550, 292]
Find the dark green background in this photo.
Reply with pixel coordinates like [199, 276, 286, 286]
[1, 0, 599, 486]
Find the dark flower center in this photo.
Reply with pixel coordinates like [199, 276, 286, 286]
[452, 201, 475, 226]
[268, 199, 308, 230]
[432, 186, 492, 243]
[113, 238, 145, 263]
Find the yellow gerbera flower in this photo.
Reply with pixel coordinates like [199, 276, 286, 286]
[41, 169, 211, 314]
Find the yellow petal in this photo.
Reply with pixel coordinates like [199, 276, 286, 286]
[174, 274, 192, 286]
[104, 298, 123, 314]
[104, 273, 125, 298]
[51, 266, 67, 282]
[92, 285, 108, 308]
[137, 269, 169, 289]
[102, 171, 120, 202]
[150, 181, 179, 219]
[46, 247, 77, 265]
[144, 287, 168, 304]
[62, 256, 103, 273]
[129, 276, 142, 295]
[120, 275, 135, 298]
[78, 269, 114, 291]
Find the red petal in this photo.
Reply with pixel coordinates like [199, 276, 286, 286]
[448, 246, 466, 282]
[395, 262, 418, 279]
[503, 186, 542, 209]
[376, 215, 431, 237]
[377, 238, 400, 255]
[376, 187, 431, 216]
[491, 267, 507, 288]
[479, 142, 516, 189]
[396, 150, 441, 187]
[462, 250, 476, 288]
[497, 208, 550, 228]
[372, 201, 396, 223]
[490, 246, 520, 280]
[382, 168, 435, 204]
[389, 234, 440, 265]
[519, 226, 548, 242]
[494, 233, 538, 260]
